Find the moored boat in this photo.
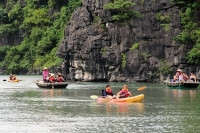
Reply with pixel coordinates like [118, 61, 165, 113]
[166, 81, 200, 88]
[97, 94, 144, 104]
[35, 80, 69, 89]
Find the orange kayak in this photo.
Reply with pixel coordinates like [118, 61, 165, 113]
[8, 79, 20, 82]
[97, 94, 144, 103]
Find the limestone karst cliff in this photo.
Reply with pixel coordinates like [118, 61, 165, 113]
[57, 0, 199, 82]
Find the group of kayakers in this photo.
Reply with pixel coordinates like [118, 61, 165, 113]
[173, 69, 197, 82]
[102, 84, 132, 99]
[42, 67, 64, 83]
[9, 74, 17, 81]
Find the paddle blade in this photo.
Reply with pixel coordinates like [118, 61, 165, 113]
[137, 86, 146, 91]
[90, 95, 99, 99]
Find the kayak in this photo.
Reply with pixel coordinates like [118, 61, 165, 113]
[97, 94, 144, 103]
[8, 79, 20, 82]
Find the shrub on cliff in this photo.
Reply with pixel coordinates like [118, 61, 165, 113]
[1, 0, 82, 74]
[103, 0, 140, 22]
[175, 0, 200, 65]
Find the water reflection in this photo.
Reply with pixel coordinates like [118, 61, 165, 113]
[170, 89, 197, 101]
[90, 102, 145, 114]
[42, 89, 63, 97]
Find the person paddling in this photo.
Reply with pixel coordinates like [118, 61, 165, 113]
[42, 67, 49, 82]
[102, 85, 114, 99]
[116, 85, 132, 98]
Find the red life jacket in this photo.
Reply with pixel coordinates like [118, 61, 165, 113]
[57, 77, 63, 82]
[49, 76, 55, 83]
[105, 88, 113, 96]
[119, 89, 129, 97]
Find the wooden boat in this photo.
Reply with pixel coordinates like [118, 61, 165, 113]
[35, 80, 69, 89]
[182, 81, 200, 88]
[166, 81, 200, 88]
[97, 94, 144, 104]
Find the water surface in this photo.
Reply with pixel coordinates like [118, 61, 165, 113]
[0, 75, 200, 133]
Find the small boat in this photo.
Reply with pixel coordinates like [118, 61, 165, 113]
[35, 80, 69, 89]
[166, 81, 200, 88]
[8, 79, 20, 82]
[97, 94, 144, 103]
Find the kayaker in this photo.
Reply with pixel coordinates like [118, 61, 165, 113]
[9, 74, 13, 80]
[12, 74, 17, 80]
[102, 85, 114, 98]
[116, 85, 132, 98]
[42, 67, 49, 82]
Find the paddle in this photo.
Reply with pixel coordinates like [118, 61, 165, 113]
[133, 85, 146, 92]
[3, 79, 23, 81]
[90, 85, 146, 99]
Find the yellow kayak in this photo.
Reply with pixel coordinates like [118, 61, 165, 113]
[8, 79, 20, 82]
[97, 94, 144, 103]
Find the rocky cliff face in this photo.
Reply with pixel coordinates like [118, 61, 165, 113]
[57, 0, 199, 82]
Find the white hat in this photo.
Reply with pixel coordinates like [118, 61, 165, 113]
[177, 69, 182, 72]
[43, 67, 48, 70]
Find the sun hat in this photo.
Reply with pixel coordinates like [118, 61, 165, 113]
[177, 69, 182, 72]
[43, 67, 48, 70]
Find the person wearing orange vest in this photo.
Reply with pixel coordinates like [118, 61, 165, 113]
[49, 74, 56, 83]
[116, 85, 132, 98]
[56, 73, 64, 82]
[102, 85, 114, 99]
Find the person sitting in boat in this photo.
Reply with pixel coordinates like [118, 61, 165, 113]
[190, 73, 197, 82]
[173, 72, 179, 82]
[178, 72, 184, 82]
[9, 74, 13, 80]
[173, 69, 182, 82]
[56, 73, 64, 82]
[102, 85, 114, 98]
[49, 73, 56, 83]
[116, 85, 132, 98]
[182, 72, 189, 81]
[42, 67, 49, 83]
[46, 73, 51, 82]
[12, 74, 17, 80]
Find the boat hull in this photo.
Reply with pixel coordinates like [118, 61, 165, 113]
[97, 94, 144, 103]
[8, 79, 19, 82]
[166, 81, 200, 88]
[35, 80, 69, 89]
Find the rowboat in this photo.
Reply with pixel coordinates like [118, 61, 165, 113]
[166, 81, 200, 88]
[35, 80, 69, 89]
[97, 94, 144, 104]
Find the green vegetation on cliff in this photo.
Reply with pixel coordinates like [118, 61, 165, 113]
[103, 0, 140, 22]
[175, 0, 200, 65]
[0, 0, 81, 74]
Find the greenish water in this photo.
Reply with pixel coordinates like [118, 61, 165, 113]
[0, 75, 200, 133]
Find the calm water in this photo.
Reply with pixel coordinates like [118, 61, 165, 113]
[0, 75, 200, 133]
